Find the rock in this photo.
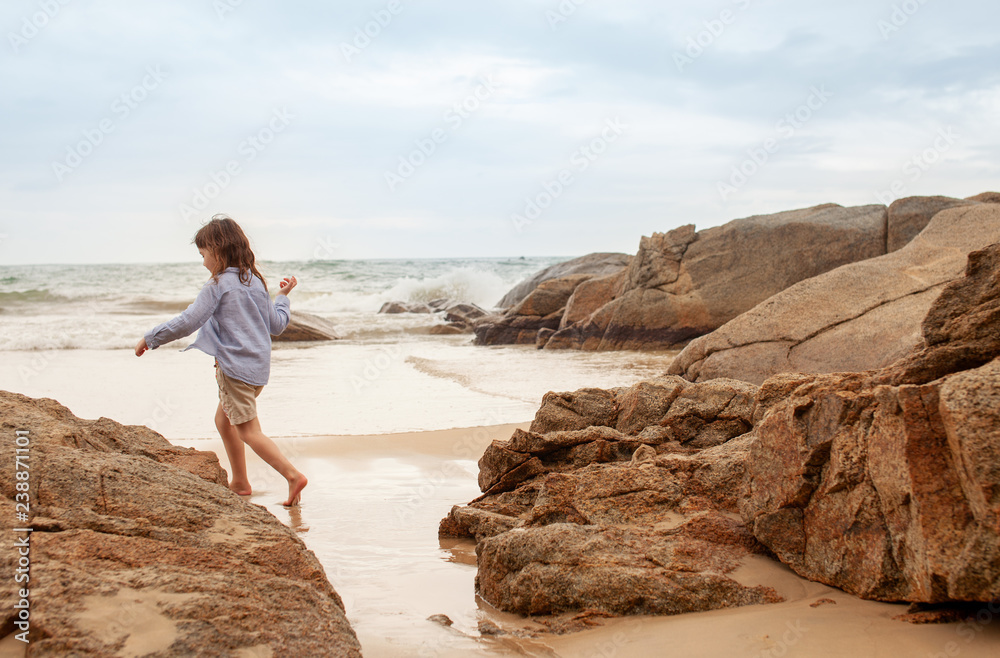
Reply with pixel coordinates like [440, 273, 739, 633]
[378, 301, 432, 314]
[879, 242, 1000, 386]
[379, 301, 409, 314]
[536, 327, 555, 348]
[670, 203, 1000, 384]
[743, 358, 1000, 603]
[513, 274, 593, 317]
[547, 203, 888, 351]
[273, 311, 340, 341]
[477, 619, 504, 636]
[475, 517, 780, 616]
[427, 613, 453, 627]
[442, 375, 775, 617]
[529, 387, 621, 434]
[966, 191, 1000, 203]
[443, 302, 488, 324]
[429, 323, 468, 335]
[0, 391, 362, 656]
[497, 253, 631, 309]
[887, 195, 975, 252]
[472, 310, 564, 346]
[559, 271, 626, 330]
[474, 275, 594, 346]
[742, 247, 1000, 603]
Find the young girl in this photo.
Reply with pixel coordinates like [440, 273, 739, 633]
[135, 215, 307, 507]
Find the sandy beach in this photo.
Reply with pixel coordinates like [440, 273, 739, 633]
[171, 425, 1000, 658]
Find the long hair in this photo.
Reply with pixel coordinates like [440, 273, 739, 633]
[193, 215, 267, 291]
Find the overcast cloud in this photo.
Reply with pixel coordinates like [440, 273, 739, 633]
[1, 0, 997, 264]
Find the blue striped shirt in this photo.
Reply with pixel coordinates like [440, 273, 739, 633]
[144, 268, 290, 386]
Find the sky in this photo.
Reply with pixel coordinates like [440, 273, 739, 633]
[1, 0, 998, 264]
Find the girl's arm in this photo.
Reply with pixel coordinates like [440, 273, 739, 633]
[268, 276, 297, 336]
[138, 281, 222, 354]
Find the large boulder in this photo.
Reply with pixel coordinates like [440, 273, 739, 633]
[543, 203, 888, 351]
[743, 359, 1000, 603]
[0, 392, 362, 656]
[496, 253, 631, 309]
[742, 244, 1000, 602]
[669, 203, 1000, 384]
[886, 195, 974, 252]
[474, 274, 594, 346]
[441, 376, 777, 617]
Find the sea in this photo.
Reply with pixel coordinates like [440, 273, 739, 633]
[0, 257, 673, 440]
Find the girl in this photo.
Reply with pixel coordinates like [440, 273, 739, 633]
[135, 215, 307, 507]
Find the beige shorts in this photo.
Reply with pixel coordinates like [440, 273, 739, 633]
[216, 364, 264, 425]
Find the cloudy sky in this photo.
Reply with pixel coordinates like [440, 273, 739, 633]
[1, 0, 997, 264]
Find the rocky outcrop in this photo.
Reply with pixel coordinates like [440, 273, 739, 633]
[474, 275, 595, 346]
[496, 253, 631, 309]
[742, 244, 1000, 602]
[538, 203, 888, 351]
[273, 311, 341, 341]
[449, 241, 1000, 620]
[0, 392, 362, 656]
[669, 203, 1000, 384]
[441, 376, 779, 616]
[886, 195, 974, 252]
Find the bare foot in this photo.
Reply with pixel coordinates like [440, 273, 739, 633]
[229, 481, 252, 496]
[283, 472, 308, 507]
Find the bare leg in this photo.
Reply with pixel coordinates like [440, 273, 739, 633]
[215, 403, 251, 495]
[234, 416, 307, 506]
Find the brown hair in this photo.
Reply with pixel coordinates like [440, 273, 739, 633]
[193, 215, 267, 291]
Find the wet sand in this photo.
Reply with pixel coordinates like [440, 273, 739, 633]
[175, 425, 1000, 658]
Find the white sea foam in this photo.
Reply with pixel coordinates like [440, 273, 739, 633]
[0, 257, 563, 350]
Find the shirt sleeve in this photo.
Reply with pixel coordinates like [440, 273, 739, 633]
[269, 294, 291, 336]
[144, 281, 222, 350]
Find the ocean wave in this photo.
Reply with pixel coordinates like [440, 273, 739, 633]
[0, 289, 68, 304]
[381, 267, 511, 310]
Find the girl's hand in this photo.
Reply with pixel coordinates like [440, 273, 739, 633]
[279, 276, 298, 296]
[135, 337, 148, 357]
